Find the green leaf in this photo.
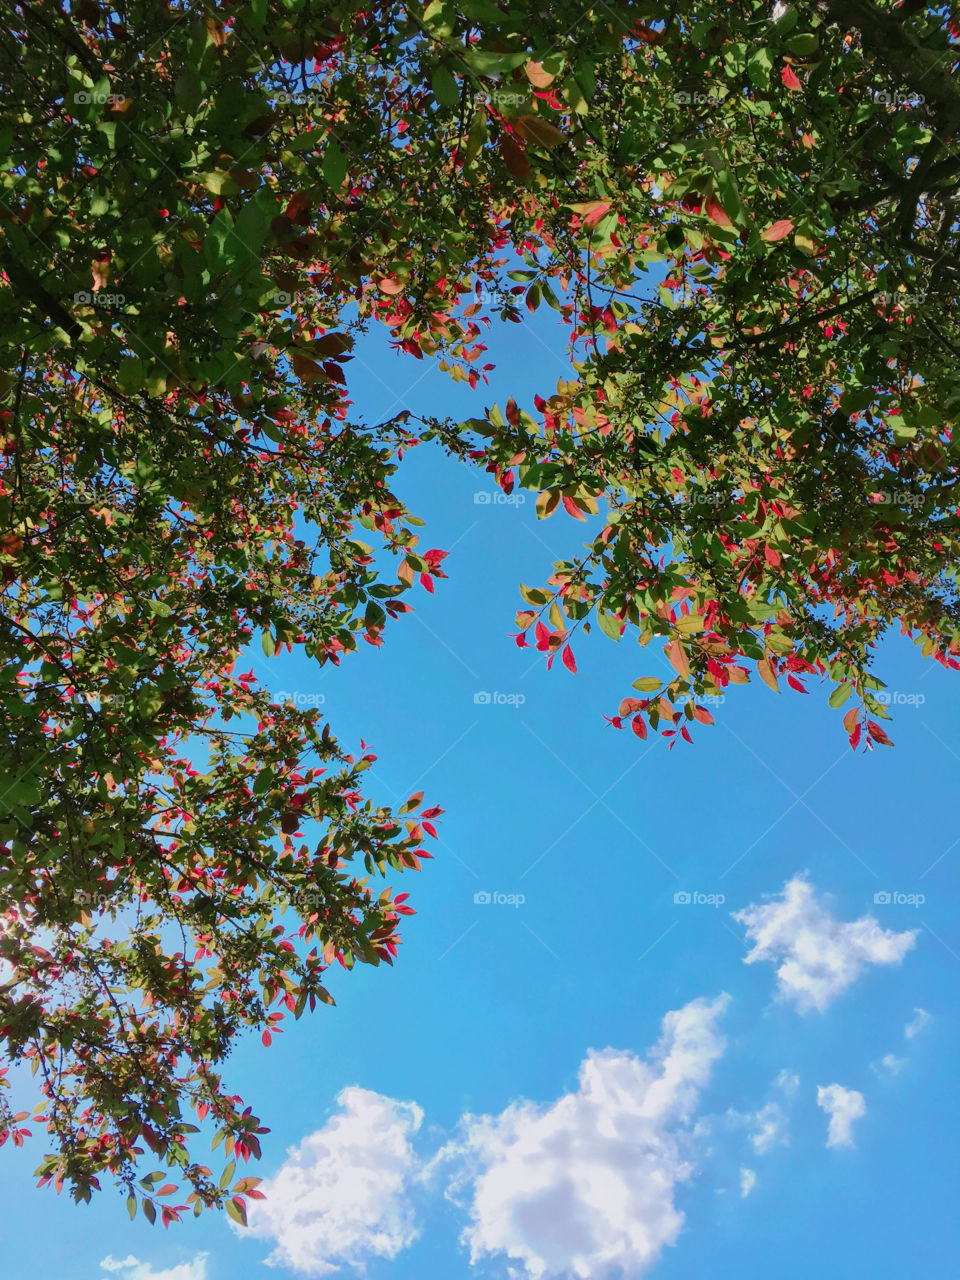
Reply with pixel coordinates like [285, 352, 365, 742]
[225, 1196, 247, 1226]
[828, 683, 853, 708]
[432, 65, 460, 107]
[597, 609, 622, 641]
[463, 49, 529, 76]
[322, 143, 348, 190]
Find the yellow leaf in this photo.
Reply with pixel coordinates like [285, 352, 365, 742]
[666, 639, 691, 679]
[756, 658, 779, 692]
[675, 614, 705, 635]
[537, 486, 560, 517]
[525, 60, 555, 89]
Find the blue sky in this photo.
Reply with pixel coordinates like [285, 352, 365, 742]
[3, 302, 959, 1279]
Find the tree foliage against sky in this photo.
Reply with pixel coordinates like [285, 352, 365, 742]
[0, 0, 957, 1224]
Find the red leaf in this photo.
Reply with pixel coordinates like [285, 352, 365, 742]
[786, 674, 807, 693]
[781, 65, 802, 90]
[849, 723, 862, 750]
[631, 714, 648, 739]
[582, 200, 612, 228]
[867, 720, 894, 747]
[761, 218, 794, 243]
[561, 494, 586, 520]
[705, 198, 732, 227]
[501, 134, 531, 179]
[561, 644, 577, 674]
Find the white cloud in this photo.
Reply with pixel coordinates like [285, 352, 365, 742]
[870, 1052, 905, 1079]
[99, 1257, 207, 1280]
[242, 1087, 423, 1275]
[748, 1102, 789, 1154]
[739, 1168, 757, 1198]
[727, 1070, 795, 1153]
[775, 1069, 799, 1097]
[733, 876, 917, 1012]
[871, 1008, 932, 1077]
[442, 995, 729, 1280]
[905, 1008, 931, 1040]
[817, 1084, 866, 1148]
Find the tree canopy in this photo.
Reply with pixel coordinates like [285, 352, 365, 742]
[1, 0, 958, 1224]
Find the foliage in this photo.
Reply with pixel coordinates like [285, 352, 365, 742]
[445, 0, 960, 750]
[1, 0, 958, 1220]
